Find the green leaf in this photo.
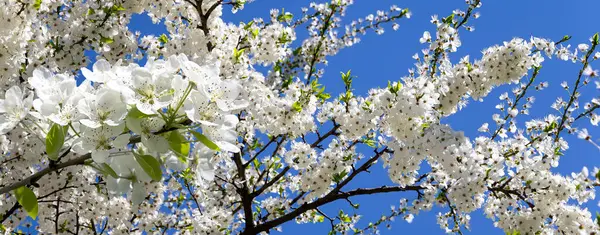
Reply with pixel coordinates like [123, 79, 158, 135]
[442, 13, 455, 24]
[100, 163, 119, 178]
[100, 36, 114, 44]
[133, 152, 162, 182]
[341, 70, 352, 87]
[158, 34, 169, 44]
[243, 21, 254, 30]
[249, 138, 262, 150]
[332, 169, 348, 183]
[168, 131, 190, 161]
[554, 146, 563, 156]
[506, 230, 521, 235]
[292, 101, 303, 112]
[33, 0, 42, 10]
[13, 186, 38, 219]
[314, 215, 325, 223]
[112, 4, 126, 12]
[128, 106, 153, 119]
[87, 161, 120, 179]
[281, 76, 293, 89]
[191, 131, 220, 151]
[292, 47, 302, 56]
[46, 124, 66, 161]
[233, 48, 245, 63]
[338, 211, 352, 223]
[543, 121, 557, 132]
[387, 81, 402, 94]
[277, 12, 293, 22]
[362, 138, 376, 148]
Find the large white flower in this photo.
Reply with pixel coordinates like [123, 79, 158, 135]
[78, 88, 128, 128]
[73, 124, 129, 163]
[29, 70, 76, 104]
[81, 59, 115, 83]
[29, 70, 83, 125]
[104, 153, 155, 205]
[0, 86, 33, 134]
[126, 116, 169, 153]
[201, 114, 240, 153]
[195, 146, 215, 181]
[129, 67, 173, 114]
[184, 90, 219, 126]
[180, 60, 247, 111]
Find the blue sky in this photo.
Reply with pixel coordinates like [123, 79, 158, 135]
[130, 0, 600, 234]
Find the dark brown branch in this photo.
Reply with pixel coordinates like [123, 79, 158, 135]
[248, 185, 424, 234]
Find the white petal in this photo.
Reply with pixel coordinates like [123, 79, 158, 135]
[4, 86, 23, 108]
[92, 150, 110, 163]
[143, 134, 169, 153]
[81, 67, 97, 82]
[93, 59, 111, 73]
[113, 134, 130, 149]
[131, 182, 146, 205]
[215, 141, 240, 153]
[125, 116, 143, 134]
[165, 154, 187, 171]
[80, 119, 102, 129]
[0, 116, 17, 135]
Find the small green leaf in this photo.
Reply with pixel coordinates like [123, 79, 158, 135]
[361, 138, 376, 148]
[100, 163, 119, 178]
[332, 169, 348, 183]
[543, 121, 557, 132]
[33, 0, 42, 10]
[168, 131, 190, 161]
[292, 101, 303, 112]
[100, 36, 114, 44]
[387, 81, 402, 94]
[506, 230, 521, 235]
[233, 48, 245, 63]
[191, 131, 220, 151]
[277, 12, 293, 22]
[251, 29, 259, 38]
[243, 21, 254, 30]
[13, 186, 38, 219]
[111, 4, 126, 12]
[554, 146, 563, 156]
[339, 212, 352, 223]
[46, 124, 66, 161]
[158, 34, 169, 44]
[292, 47, 302, 56]
[315, 215, 325, 223]
[133, 152, 162, 182]
[128, 106, 153, 119]
[442, 13, 455, 24]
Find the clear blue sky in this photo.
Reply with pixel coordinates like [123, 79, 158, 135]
[129, 0, 600, 234]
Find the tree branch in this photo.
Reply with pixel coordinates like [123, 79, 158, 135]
[248, 185, 424, 234]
